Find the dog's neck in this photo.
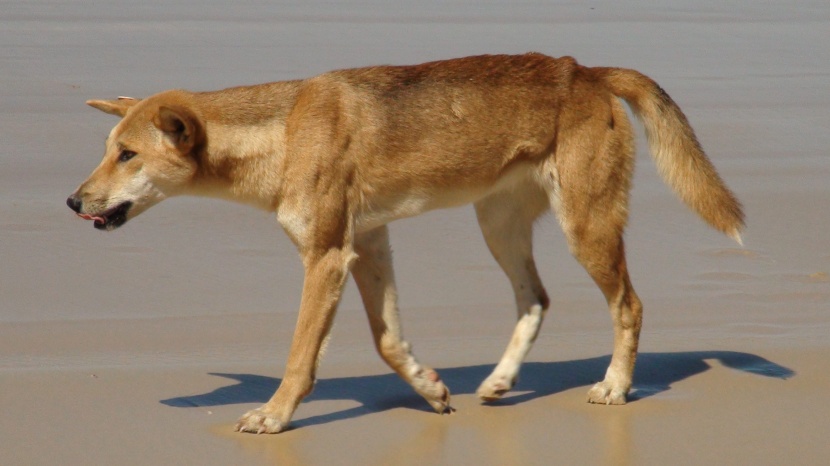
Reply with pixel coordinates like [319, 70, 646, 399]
[190, 120, 288, 211]
[187, 82, 302, 211]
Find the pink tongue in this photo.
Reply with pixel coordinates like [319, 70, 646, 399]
[77, 213, 105, 224]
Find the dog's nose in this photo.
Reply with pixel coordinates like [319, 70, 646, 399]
[66, 195, 82, 213]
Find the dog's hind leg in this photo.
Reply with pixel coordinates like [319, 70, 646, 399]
[557, 206, 642, 404]
[474, 186, 550, 401]
[571, 233, 642, 405]
[352, 225, 452, 414]
[550, 94, 643, 405]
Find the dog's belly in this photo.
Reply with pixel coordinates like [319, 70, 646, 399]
[354, 162, 537, 233]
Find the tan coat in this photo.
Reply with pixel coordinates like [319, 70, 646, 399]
[68, 53, 743, 433]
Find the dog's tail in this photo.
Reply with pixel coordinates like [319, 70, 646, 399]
[595, 67, 745, 244]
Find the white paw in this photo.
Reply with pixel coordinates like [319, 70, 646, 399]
[586, 381, 628, 405]
[235, 407, 287, 434]
[412, 368, 453, 414]
[476, 374, 516, 402]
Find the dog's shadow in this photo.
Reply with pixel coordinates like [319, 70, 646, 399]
[160, 351, 793, 429]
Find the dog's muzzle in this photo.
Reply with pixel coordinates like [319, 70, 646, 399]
[67, 195, 132, 231]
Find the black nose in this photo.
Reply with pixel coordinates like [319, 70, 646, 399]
[66, 195, 82, 213]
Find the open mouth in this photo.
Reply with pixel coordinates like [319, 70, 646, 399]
[77, 201, 133, 231]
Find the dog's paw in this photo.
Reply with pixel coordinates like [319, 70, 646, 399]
[476, 374, 516, 402]
[412, 368, 454, 414]
[586, 381, 628, 405]
[235, 407, 287, 434]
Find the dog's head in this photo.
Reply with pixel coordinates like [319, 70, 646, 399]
[67, 92, 204, 231]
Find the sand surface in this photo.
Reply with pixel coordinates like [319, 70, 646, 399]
[2, 1, 829, 464]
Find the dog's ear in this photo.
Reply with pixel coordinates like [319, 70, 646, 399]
[86, 97, 140, 117]
[154, 105, 204, 154]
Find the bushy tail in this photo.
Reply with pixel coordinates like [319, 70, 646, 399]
[595, 67, 745, 244]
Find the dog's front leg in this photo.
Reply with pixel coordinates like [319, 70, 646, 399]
[352, 226, 452, 414]
[235, 246, 355, 434]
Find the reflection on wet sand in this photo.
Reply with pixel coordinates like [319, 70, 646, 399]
[598, 407, 633, 466]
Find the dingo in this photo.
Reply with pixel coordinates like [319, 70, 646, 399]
[67, 53, 743, 433]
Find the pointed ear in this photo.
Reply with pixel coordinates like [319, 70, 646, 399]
[86, 97, 140, 117]
[153, 105, 204, 154]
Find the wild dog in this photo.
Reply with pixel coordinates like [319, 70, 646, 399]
[67, 53, 744, 433]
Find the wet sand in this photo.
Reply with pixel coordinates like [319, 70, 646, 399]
[2, 1, 829, 464]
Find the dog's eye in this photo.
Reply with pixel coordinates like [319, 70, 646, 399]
[118, 150, 137, 163]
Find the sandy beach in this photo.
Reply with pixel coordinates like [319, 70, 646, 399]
[2, 1, 829, 464]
